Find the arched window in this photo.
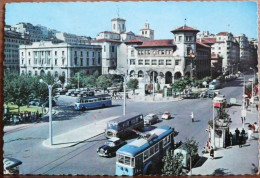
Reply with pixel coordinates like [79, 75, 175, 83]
[55, 71, 58, 78]
[28, 71, 32, 76]
[138, 70, 144, 78]
[130, 70, 135, 77]
[35, 71, 38, 76]
[62, 71, 65, 76]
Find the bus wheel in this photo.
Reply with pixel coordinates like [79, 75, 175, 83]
[102, 104, 106, 108]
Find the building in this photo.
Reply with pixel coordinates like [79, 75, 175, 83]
[199, 32, 240, 74]
[248, 38, 258, 69]
[4, 30, 29, 72]
[122, 25, 211, 86]
[19, 41, 102, 83]
[92, 17, 153, 74]
[234, 34, 250, 71]
[55, 32, 90, 45]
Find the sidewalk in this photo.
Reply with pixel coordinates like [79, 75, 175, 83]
[42, 115, 119, 148]
[191, 103, 259, 175]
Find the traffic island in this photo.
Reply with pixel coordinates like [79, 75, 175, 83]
[42, 116, 119, 148]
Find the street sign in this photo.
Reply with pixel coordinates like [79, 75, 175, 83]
[241, 109, 246, 117]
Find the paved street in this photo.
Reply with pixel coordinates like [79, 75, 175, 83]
[3, 75, 258, 175]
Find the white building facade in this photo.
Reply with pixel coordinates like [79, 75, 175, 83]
[19, 41, 102, 83]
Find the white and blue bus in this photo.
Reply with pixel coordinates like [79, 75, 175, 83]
[105, 113, 144, 139]
[74, 94, 112, 111]
[115, 126, 174, 175]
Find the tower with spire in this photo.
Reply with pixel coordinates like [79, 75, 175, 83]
[139, 23, 154, 40]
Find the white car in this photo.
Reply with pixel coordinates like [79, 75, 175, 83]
[162, 111, 171, 120]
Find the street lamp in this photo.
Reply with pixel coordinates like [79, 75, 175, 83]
[40, 78, 61, 145]
[77, 72, 80, 89]
[250, 67, 255, 100]
[212, 104, 216, 149]
[241, 72, 246, 129]
[115, 69, 127, 116]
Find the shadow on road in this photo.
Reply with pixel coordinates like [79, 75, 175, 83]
[212, 168, 231, 175]
[214, 156, 223, 160]
[194, 156, 208, 168]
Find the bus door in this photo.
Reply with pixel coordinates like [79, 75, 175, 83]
[159, 140, 163, 158]
[135, 154, 143, 175]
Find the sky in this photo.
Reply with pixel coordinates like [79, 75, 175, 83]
[5, 1, 258, 39]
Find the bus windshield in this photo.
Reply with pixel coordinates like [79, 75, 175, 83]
[107, 122, 118, 130]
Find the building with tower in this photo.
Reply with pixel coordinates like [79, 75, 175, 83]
[121, 24, 211, 86]
[91, 17, 153, 74]
[140, 23, 154, 40]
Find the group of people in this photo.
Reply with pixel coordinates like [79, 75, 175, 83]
[3, 111, 42, 124]
[234, 128, 246, 148]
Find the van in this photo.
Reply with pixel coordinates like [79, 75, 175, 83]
[209, 79, 221, 90]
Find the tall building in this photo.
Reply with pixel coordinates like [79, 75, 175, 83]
[92, 17, 153, 74]
[234, 34, 250, 70]
[4, 30, 29, 72]
[248, 38, 258, 69]
[121, 25, 211, 86]
[19, 41, 102, 83]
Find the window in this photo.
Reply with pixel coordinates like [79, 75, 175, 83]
[87, 58, 89, 65]
[55, 59, 58, 65]
[152, 59, 157, 65]
[150, 146, 154, 155]
[138, 59, 143, 65]
[74, 58, 77, 65]
[111, 46, 115, 52]
[80, 51, 83, 56]
[145, 59, 150, 65]
[92, 51, 95, 57]
[131, 50, 134, 57]
[130, 59, 135, 65]
[113, 24, 116, 30]
[185, 36, 193, 42]
[55, 51, 57, 56]
[28, 52, 31, 56]
[122, 24, 125, 30]
[62, 59, 65, 65]
[62, 51, 64, 55]
[138, 71, 144, 78]
[80, 58, 83, 66]
[155, 144, 159, 152]
[35, 71, 37, 76]
[218, 47, 221, 50]
[144, 150, 149, 160]
[98, 57, 101, 65]
[29, 59, 31, 65]
[178, 36, 182, 42]
[104, 46, 106, 52]
[166, 59, 172, 65]
[159, 60, 164, 65]
[92, 58, 95, 65]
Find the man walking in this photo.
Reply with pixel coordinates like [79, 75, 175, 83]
[191, 112, 194, 122]
[235, 128, 240, 144]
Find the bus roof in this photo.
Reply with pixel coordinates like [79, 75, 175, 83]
[107, 112, 143, 124]
[79, 94, 110, 100]
[116, 126, 174, 157]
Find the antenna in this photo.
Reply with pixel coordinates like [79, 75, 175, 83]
[185, 18, 187, 26]
[117, 5, 120, 17]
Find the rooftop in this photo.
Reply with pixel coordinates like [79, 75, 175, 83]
[171, 25, 200, 33]
[91, 39, 121, 43]
[99, 31, 119, 35]
[217, 32, 229, 36]
[199, 37, 217, 44]
[196, 41, 211, 48]
[111, 17, 126, 21]
[135, 39, 175, 48]
[124, 38, 143, 43]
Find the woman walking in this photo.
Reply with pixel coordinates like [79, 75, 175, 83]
[210, 147, 214, 160]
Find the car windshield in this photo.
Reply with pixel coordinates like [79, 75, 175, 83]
[105, 141, 115, 147]
[107, 122, 118, 130]
[210, 82, 215, 85]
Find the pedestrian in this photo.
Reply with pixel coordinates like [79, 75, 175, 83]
[254, 122, 258, 133]
[239, 134, 243, 148]
[190, 112, 194, 122]
[248, 128, 253, 140]
[235, 128, 240, 144]
[210, 147, 214, 160]
[229, 132, 233, 146]
[241, 128, 246, 144]
[256, 104, 258, 111]
[241, 117, 244, 124]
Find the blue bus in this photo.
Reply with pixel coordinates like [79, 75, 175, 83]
[74, 94, 112, 111]
[115, 126, 174, 176]
[105, 113, 144, 138]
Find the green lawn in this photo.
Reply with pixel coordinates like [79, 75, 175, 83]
[4, 104, 45, 114]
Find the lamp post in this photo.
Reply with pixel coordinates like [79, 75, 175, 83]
[250, 67, 255, 100]
[39, 79, 60, 145]
[115, 69, 127, 116]
[241, 73, 246, 129]
[77, 73, 80, 89]
[153, 71, 155, 101]
[212, 104, 216, 149]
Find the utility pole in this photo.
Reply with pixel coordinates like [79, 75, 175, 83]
[212, 104, 216, 149]
[153, 71, 155, 101]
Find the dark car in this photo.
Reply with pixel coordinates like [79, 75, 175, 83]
[97, 138, 126, 157]
[42, 99, 56, 108]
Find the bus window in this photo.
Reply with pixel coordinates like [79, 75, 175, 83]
[118, 154, 124, 164]
[144, 150, 149, 160]
[155, 143, 159, 152]
[150, 146, 154, 155]
[106, 97, 110, 100]
[131, 157, 135, 167]
[125, 157, 131, 166]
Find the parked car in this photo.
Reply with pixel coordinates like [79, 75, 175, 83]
[4, 157, 22, 174]
[29, 99, 41, 106]
[144, 114, 159, 125]
[207, 90, 220, 98]
[42, 99, 56, 108]
[161, 111, 171, 120]
[209, 79, 221, 90]
[97, 138, 127, 157]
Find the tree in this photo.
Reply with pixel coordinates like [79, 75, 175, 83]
[93, 70, 100, 79]
[4, 72, 31, 114]
[182, 137, 199, 175]
[127, 78, 138, 94]
[59, 75, 65, 84]
[83, 75, 96, 88]
[171, 79, 186, 96]
[96, 75, 113, 92]
[162, 150, 183, 176]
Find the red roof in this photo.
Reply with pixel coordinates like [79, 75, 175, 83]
[136, 39, 175, 48]
[171, 25, 200, 33]
[125, 38, 143, 43]
[91, 39, 121, 43]
[196, 41, 210, 48]
[199, 38, 217, 44]
[217, 32, 229, 36]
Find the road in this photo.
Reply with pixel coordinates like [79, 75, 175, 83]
[3, 75, 254, 175]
